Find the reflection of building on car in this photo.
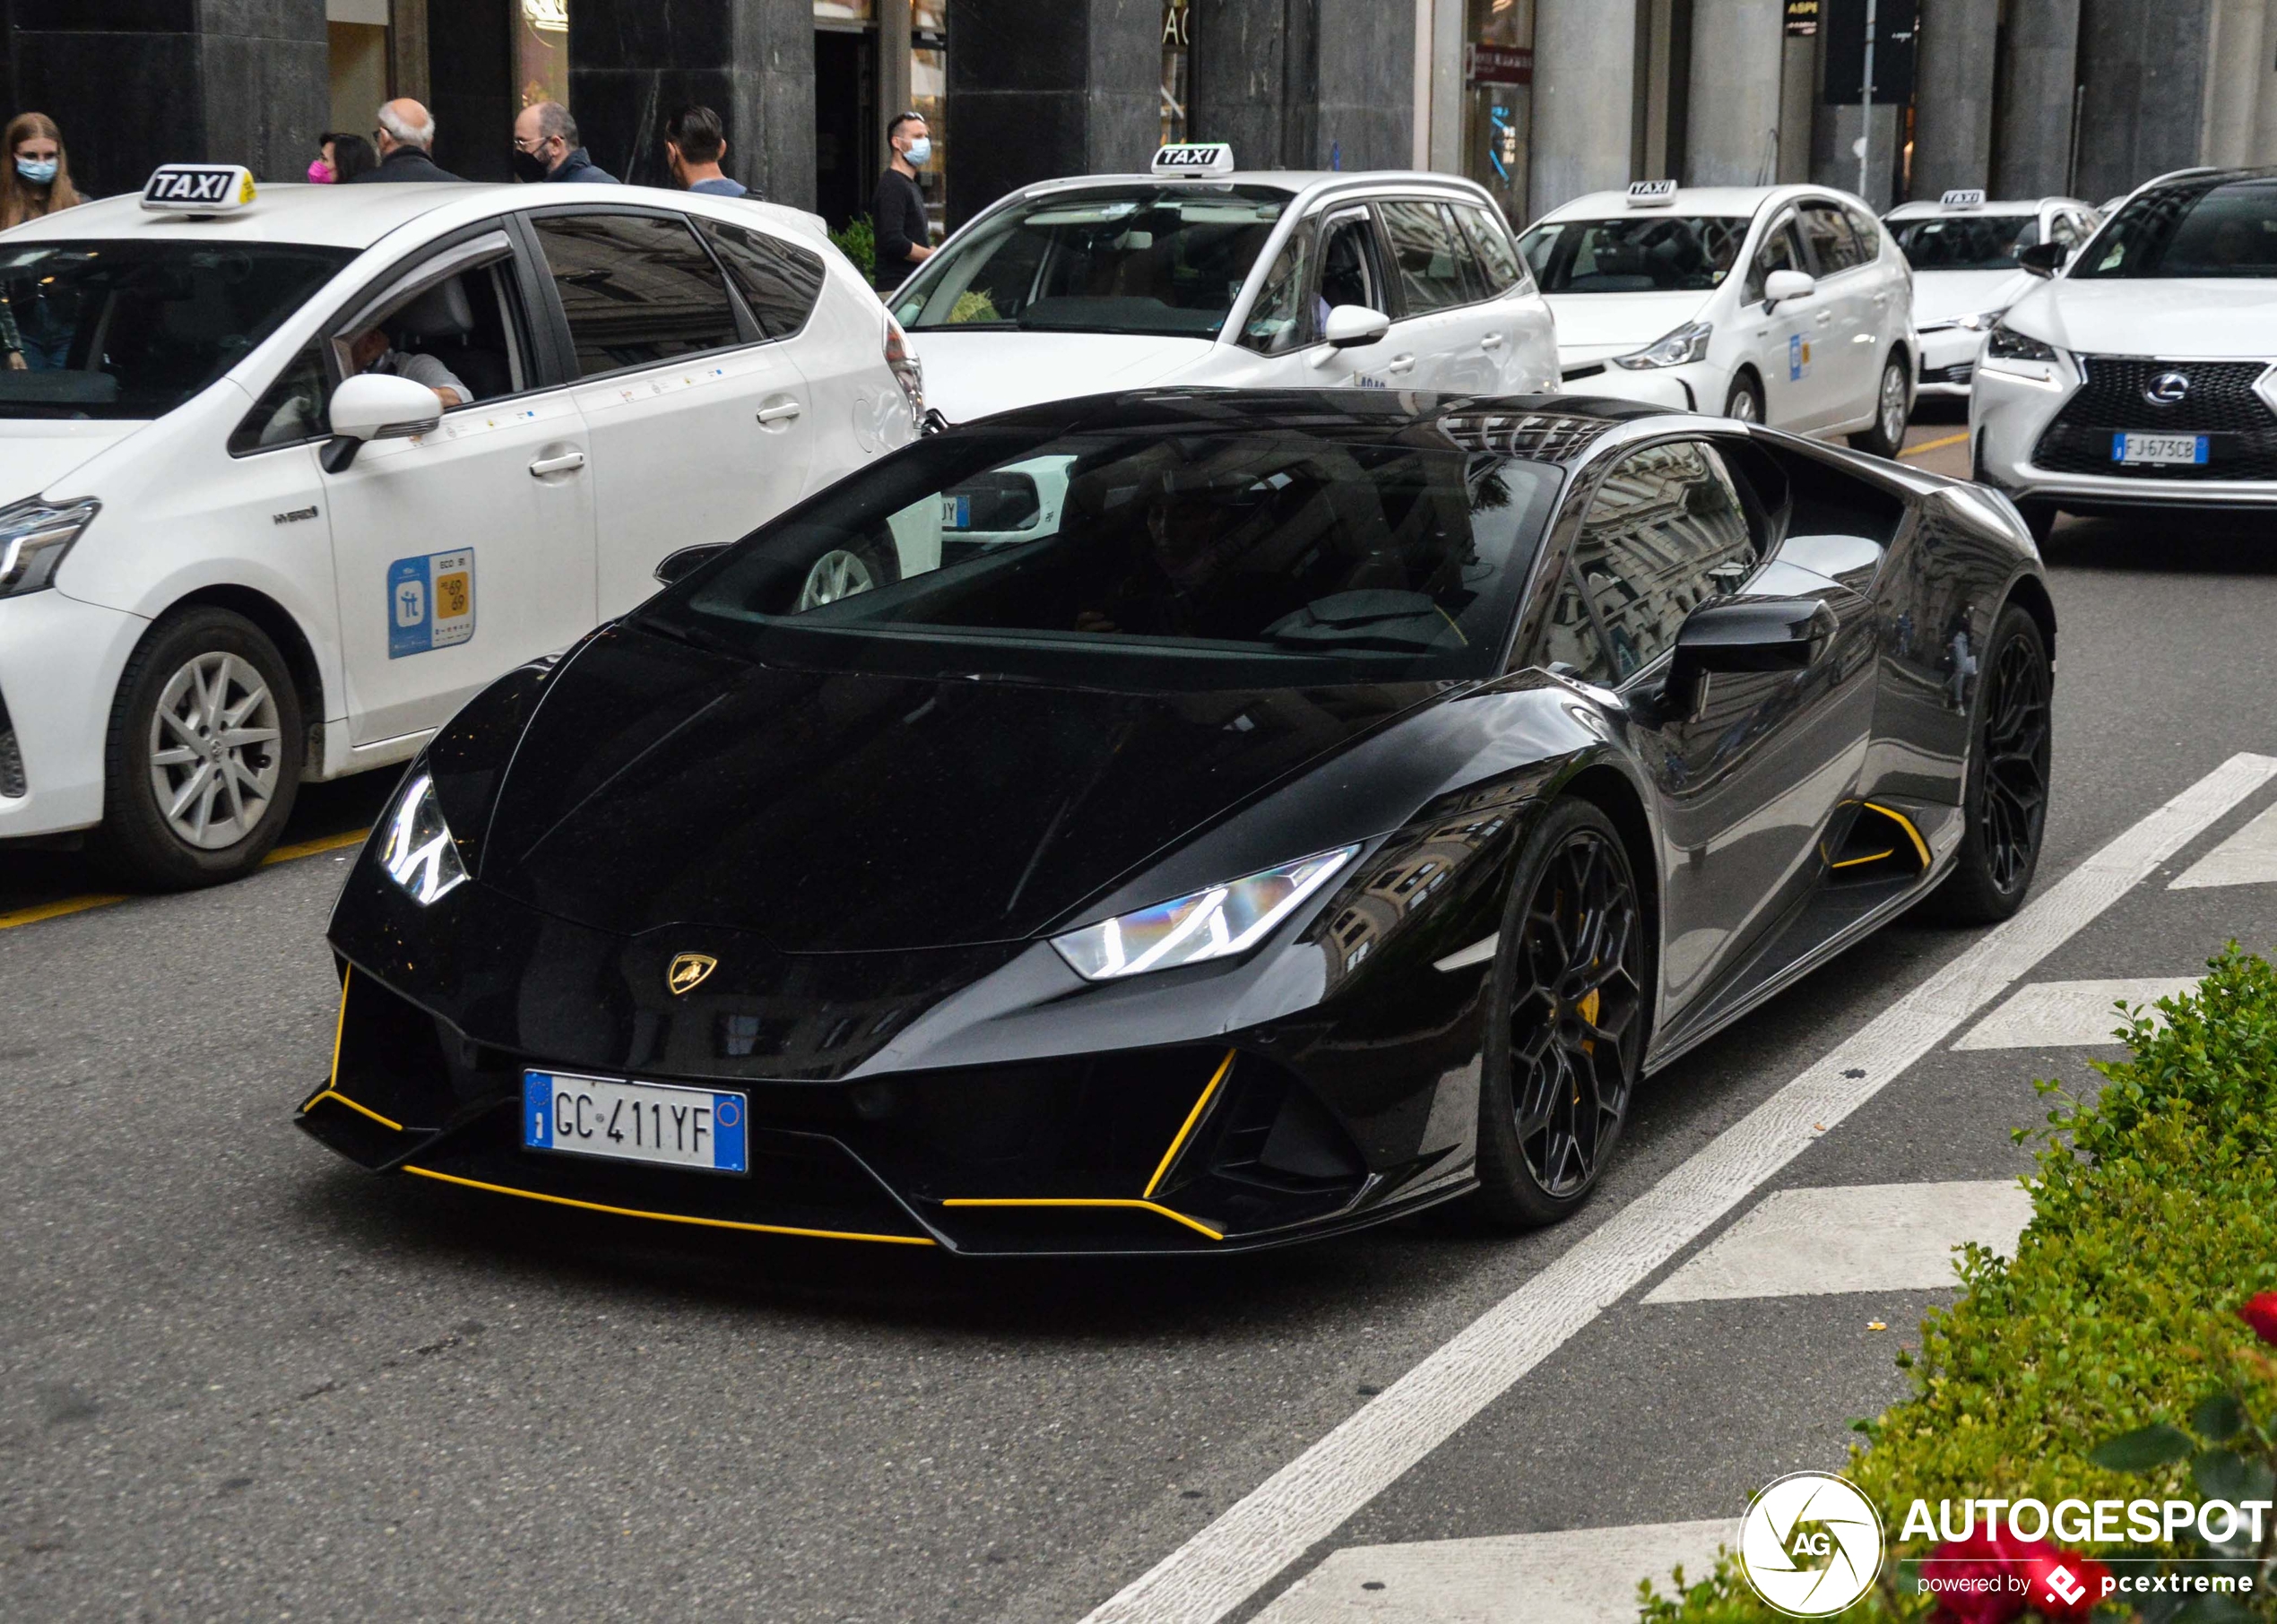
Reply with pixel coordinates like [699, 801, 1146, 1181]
[0, 164, 918, 886]
[304, 387, 2055, 1257]
[1882, 191, 2099, 397]
[1517, 183, 1918, 457]
[889, 144, 1560, 423]
[1970, 166, 2277, 539]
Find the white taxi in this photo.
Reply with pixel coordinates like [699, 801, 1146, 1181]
[888, 144, 1561, 421]
[0, 165, 918, 885]
[1517, 182, 1917, 454]
[1883, 190, 2099, 395]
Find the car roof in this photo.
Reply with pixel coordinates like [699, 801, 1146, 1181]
[2134, 164, 2277, 193]
[1004, 168, 1501, 210]
[1883, 196, 2085, 219]
[1533, 183, 1857, 224]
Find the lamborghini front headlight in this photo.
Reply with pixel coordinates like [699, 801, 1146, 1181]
[378, 773, 468, 905]
[1050, 846, 1358, 981]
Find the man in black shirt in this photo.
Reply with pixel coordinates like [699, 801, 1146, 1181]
[870, 112, 934, 292]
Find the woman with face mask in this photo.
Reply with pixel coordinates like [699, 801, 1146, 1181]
[310, 132, 378, 186]
[0, 113, 81, 370]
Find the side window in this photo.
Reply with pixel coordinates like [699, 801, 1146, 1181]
[1797, 203, 1861, 274]
[229, 344, 331, 454]
[324, 254, 530, 416]
[2048, 212, 2081, 250]
[1315, 212, 1387, 316]
[1240, 232, 1311, 355]
[530, 212, 742, 377]
[1743, 218, 1805, 303]
[1380, 200, 1475, 314]
[1568, 441, 1758, 685]
[1842, 204, 1883, 263]
[694, 217, 825, 340]
[1454, 203, 1527, 294]
[1539, 568, 1614, 685]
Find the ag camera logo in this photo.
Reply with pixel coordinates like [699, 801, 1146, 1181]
[1737, 1471, 1885, 1617]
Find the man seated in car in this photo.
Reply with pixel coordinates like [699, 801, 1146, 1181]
[345, 324, 467, 410]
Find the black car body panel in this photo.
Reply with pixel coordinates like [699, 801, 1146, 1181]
[307, 389, 2050, 1256]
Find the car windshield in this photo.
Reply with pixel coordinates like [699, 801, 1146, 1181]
[888, 186, 1292, 338]
[640, 420, 1565, 690]
[2074, 177, 2277, 279]
[1517, 215, 1750, 292]
[0, 239, 352, 419]
[1889, 212, 2041, 270]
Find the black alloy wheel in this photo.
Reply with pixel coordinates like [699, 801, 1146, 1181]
[1474, 799, 1648, 1228]
[1918, 603, 2052, 924]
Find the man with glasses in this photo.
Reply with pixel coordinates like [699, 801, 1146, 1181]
[351, 99, 462, 184]
[512, 102, 619, 186]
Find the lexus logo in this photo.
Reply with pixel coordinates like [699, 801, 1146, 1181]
[2144, 370, 2191, 406]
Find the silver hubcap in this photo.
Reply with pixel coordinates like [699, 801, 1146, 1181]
[1727, 385, 1759, 423]
[147, 652, 281, 851]
[795, 549, 878, 610]
[1880, 365, 1907, 443]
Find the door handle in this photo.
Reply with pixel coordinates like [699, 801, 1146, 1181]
[756, 402, 803, 424]
[1480, 332, 1505, 350]
[1814, 311, 1834, 325]
[1385, 354, 1416, 374]
[527, 450, 585, 477]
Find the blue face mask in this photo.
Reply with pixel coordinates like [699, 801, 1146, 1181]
[16, 158, 56, 186]
[902, 136, 931, 168]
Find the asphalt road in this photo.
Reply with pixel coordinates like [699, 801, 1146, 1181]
[5, 416, 2275, 1623]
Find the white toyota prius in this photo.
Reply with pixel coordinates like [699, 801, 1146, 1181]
[1883, 189, 2099, 397]
[0, 165, 919, 886]
[1518, 182, 1917, 454]
[889, 144, 1561, 422]
[1972, 165, 2277, 538]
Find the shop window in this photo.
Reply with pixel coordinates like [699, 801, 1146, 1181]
[1162, 0, 1192, 146]
[913, 1, 948, 239]
[517, 0, 568, 108]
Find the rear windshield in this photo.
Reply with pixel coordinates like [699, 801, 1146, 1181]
[2074, 178, 2277, 279]
[0, 239, 351, 419]
[1517, 215, 1750, 293]
[639, 423, 1564, 690]
[1889, 212, 2041, 270]
[888, 186, 1292, 338]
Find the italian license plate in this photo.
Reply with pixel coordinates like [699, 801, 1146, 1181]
[2111, 432, 2207, 466]
[522, 1070, 747, 1174]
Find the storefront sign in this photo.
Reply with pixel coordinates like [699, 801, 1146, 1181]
[1466, 44, 1533, 86]
[1784, 0, 1819, 36]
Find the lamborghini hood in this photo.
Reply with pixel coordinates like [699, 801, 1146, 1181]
[470, 625, 1424, 950]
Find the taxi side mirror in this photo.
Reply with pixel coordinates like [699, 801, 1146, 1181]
[321, 373, 443, 472]
[2015, 241, 2067, 280]
[1762, 269, 1815, 311]
[1309, 305, 1392, 371]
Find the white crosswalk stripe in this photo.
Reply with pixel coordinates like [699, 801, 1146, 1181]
[1951, 977, 2199, 1050]
[1252, 1520, 1737, 1624]
[2170, 802, 2277, 889]
[1641, 1180, 2031, 1302]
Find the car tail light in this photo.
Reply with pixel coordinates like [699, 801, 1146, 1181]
[883, 313, 924, 431]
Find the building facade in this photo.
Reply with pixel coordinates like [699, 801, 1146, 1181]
[8, 0, 2277, 245]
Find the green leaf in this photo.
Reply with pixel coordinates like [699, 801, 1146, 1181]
[2193, 1447, 2276, 1505]
[2090, 1423, 2196, 1472]
[2171, 1595, 2256, 1624]
[2191, 1392, 2246, 1442]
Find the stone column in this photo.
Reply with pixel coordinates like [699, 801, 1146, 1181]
[1777, 31, 1814, 181]
[1990, 0, 2078, 197]
[568, 0, 814, 203]
[1686, 0, 1785, 186]
[2070, 0, 2212, 203]
[1188, 0, 1416, 174]
[1910, 0, 1996, 197]
[1426, 0, 1465, 174]
[1531, 0, 1639, 214]
[946, 0, 1156, 228]
[2200, 0, 2268, 168]
[2256, 0, 2277, 163]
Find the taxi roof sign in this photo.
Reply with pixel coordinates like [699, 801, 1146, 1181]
[1940, 188, 1986, 209]
[1627, 179, 1678, 206]
[142, 164, 257, 213]
[1152, 143, 1236, 178]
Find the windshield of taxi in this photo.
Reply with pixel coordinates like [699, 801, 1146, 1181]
[0, 240, 352, 419]
[1517, 214, 1750, 292]
[642, 424, 1565, 690]
[2074, 178, 2277, 279]
[888, 186, 1292, 338]
[1890, 212, 2041, 270]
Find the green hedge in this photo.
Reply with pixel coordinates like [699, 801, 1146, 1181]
[1642, 946, 2277, 1621]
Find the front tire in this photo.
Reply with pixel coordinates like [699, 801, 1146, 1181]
[1722, 372, 1763, 424]
[1917, 603, 2051, 925]
[93, 608, 305, 890]
[1472, 799, 1649, 1229]
[1848, 353, 1911, 458]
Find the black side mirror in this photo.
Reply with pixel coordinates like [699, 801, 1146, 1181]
[2015, 241, 2067, 279]
[1661, 596, 1838, 713]
[654, 543, 727, 586]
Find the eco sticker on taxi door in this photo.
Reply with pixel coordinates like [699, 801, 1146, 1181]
[386, 549, 475, 659]
[1788, 334, 1813, 380]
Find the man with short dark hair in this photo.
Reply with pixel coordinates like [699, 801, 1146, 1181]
[870, 111, 933, 292]
[512, 101, 618, 184]
[665, 105, 749, 197]
[355, 99, 463, 183]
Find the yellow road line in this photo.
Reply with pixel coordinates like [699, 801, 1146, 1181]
[1900, 430, 1969, 459]
[0, 825, 370, 933]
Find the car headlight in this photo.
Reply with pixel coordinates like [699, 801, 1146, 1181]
[378, 773, 469, 905]
[1051, 846, 1359, 981]
[1986, 321, 2059, 362]
[1612, 320, 1712, 370]
[0, 497, 99, 597]
[1953, 307, 2005, 333]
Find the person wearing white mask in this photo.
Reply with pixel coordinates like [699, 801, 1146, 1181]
[0, 111, 80, 370]
[870, 111, 935, 293]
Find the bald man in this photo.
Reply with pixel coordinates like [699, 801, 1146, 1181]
[354, 99, 463, 183]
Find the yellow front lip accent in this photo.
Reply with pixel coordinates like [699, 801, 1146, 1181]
[1144, 1049, 1235, 1198]
[402, 1165, 938, 1246]
[302, 1087, 403, 1132]
[940, 1197, 1225, 1241]
[1861, 802, 1932, 868]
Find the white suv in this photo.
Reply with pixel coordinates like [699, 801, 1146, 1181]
[0, 166, 918, 885]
